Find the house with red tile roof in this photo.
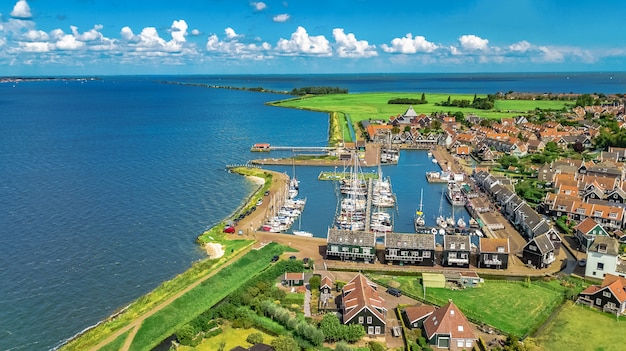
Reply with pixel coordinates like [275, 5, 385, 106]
[578, 273, 626, 315]
[423, 301, 477, 350]
[283, 272, 305, 287]
[403, 305, 436, 329]
[341, 273, 387, 335]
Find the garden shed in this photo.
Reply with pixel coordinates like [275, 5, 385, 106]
[422, 273, 445, 288]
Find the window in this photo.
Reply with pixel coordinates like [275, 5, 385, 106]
[375, 326, 381, 334]
[388, 249, 397, 256]
[363, 248, 371, 254]
[331, 245, 338, 252]
[603, 291, 611, 298]
[358, 316, 364, 324]
[529, 245, 537, 251]
[597, 262, 605, 270]
[423, 251, 431, 258]
[596, 298, 602, 306]
[341, 247, 349, 252]
[368, 326, 374, 334]
[367, 316, 372, 324]
[352, 248, 359, 253]
[466, 340, 474, 347]
[457, 340, 465, 347]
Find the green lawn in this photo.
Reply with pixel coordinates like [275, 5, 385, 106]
[178, 325, 277, 351]
[529, 301, 626, 351]
[127, 243, 288, 351]
[271, 92, 571, 123]
[370, 274, 572, 337]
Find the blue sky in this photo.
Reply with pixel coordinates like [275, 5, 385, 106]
[1, 0, 625, 75]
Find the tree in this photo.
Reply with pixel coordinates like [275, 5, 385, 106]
[544, 141, 559, 153]
[308, 275, 321, 291]
[404, 125, 412, 132]
[572, 141, 584, 153]
[430, 120, 441, 130]
[175, 324, 196, 346]
[421, 93, 426, 101]
[453, 111, 465, 122]
[247, 332, 264, 345]
[271, 335, 299, 351]
[320, 313, 343, 342]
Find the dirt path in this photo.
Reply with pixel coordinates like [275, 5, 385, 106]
[87, 246, 253, 351]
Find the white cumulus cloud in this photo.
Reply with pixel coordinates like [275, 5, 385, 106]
[273, 14, 290, 23]
[458, 34, 489, 51]
[224, 27, 238, 40]
[509, 40, 531, 52]
[170, 20, 188, 42]
[381, 33, 438, 54]
[19, 41, 49, 52]
[332, 28, 377, 58]
[251, 2, 267, 11]
[54, 34, 85, 50]
[206, 28, 271, 59]
[191, 29, 200, 36]
[275, 26, 331, 56]
[23, 29, 49, 41]
[71, 25, 104, 42]
[11, 0, 32, 19]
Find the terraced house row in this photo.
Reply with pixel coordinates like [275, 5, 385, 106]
[325, 229, 511, 269]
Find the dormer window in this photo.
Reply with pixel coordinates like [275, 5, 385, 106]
[576, 208, 585, 214]
[460, 243, 466, 250]
[497, 246, 505, 253]
[450, 243, 456, 249]
[594, 211, 603, 217]
[598, 244, 608, 254]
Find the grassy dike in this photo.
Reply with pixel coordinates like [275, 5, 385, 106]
[60, 167, 281, 351]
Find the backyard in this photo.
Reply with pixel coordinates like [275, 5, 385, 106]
[528, 301, 626, 351]
[369, 274, 586, 337]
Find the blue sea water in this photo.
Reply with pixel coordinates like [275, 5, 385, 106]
[0, 73, 624, 351]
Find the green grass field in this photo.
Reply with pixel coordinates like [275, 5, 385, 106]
[271, 92, 572, 123]
[126, 243, 288, 351]
[370, 275, 571, 337]
[529, 301, 626, 351]
[178, 325, 277, 351]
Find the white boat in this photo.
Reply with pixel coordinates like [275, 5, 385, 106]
[436, 215, 448, 228]
[293, 230, 313, 237]
[436, 191, 447, 228]
[414, 188, 425, 229]
[432, 158, 438, 164]
[457, 217, 467, 229]
[427, 152, 432, 157]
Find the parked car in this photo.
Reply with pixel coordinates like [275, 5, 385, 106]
[223, 226, 235, 233]
[386, 288, 402, 297]
[264, 190, 270, 196]
[256, 199, 263, 206]
[289, 255, 297, 260]
[271, 255, 279, 263]
[578, 258, 587, 267]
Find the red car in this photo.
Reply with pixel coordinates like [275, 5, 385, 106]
[223, 226, 235, 233]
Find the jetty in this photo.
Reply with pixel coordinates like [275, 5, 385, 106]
[251, 143, 334, 152]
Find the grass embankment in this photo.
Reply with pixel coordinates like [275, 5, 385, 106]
[272, 92, 571, 122]
[127, 242, 288, 351]
[529, 301, 626, 351]
[61, 235, 254, 351]
[370, 274, 586, 337]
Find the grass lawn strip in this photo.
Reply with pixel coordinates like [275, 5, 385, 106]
[60, 237, 254, 351]
[528, 301, 626, 351]
[97, 331, 130, 351]
[128, 243, 287, 351]
[369, 274, 568, 337]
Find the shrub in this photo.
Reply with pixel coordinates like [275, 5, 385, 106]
[247, 332, 264, 345]
[368, 341, 385, 351]
[336, 342, 353, 351]
[309, 275, 321, 291]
